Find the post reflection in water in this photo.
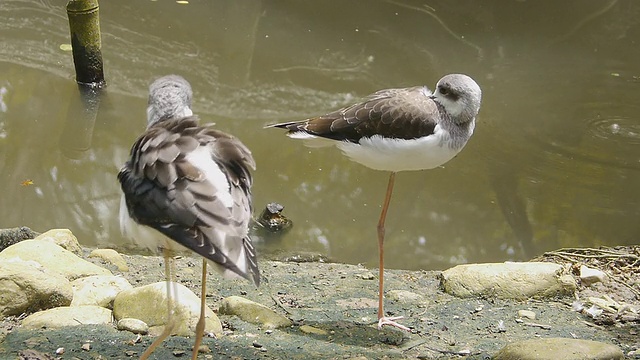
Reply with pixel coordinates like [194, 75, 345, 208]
[0, 0, 638, 271]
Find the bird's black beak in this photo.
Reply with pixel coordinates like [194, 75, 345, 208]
[428, 95, 436, 100]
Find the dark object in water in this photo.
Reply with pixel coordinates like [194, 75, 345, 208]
[256, 202, 292, 233]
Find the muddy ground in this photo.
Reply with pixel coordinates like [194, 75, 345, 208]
[0, 248, 638, 360]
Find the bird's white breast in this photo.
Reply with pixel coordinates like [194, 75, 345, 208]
[119, 194, 170, 253]
[336, 125, 463, 172]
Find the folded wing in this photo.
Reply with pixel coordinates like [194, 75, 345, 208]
[118, 116, 260, 286]
[270, 86, 441, 142]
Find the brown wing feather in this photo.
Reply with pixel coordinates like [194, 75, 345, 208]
[271, 86, 441, 142]
[118, 116, 260, 285]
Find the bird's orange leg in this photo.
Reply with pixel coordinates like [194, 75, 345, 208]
[140, 248, 177, 360]
[191, 259, 207, 359]
[376, 172, 410, 332]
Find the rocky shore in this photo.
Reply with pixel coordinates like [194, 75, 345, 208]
[0, 228, 637, 359]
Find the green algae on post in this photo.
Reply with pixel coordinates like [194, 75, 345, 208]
[66, 0, 105, 87]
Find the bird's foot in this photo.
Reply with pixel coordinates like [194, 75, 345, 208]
[377, 316, 411, 332]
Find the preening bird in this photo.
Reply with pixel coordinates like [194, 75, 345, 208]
[268, 73, 482, 331]
[118, 75, 260, 359]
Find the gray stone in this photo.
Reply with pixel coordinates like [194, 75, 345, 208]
[21, 306, 112, 329]
[493, 338, 624, 360]
[0, 239, 111, 281]
[112, 281, 222, 337]
[0, 260, 72, 316]
[34, 229, 83, 256]
[335, 297, 377, 310]
[358, 272, 375, 280]
[117, 318, 149, 335]
[0, 226, 38, 252]
[88, 249, 129, 272]
[440, 262, 576, 300]
[71, 275, 133, 308]
[386, 290, 428, 305]
[219, 295, 292, 329]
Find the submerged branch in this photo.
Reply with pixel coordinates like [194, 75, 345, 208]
[384, 0, 484, 61]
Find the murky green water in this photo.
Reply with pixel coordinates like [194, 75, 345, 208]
[0, 0, 638, 271]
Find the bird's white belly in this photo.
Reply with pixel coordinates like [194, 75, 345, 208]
[336, 131, 462, 172]
[119, 194, 174, 254]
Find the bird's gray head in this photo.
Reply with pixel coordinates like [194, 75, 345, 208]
[146, 75, 194, 127]
[430, 74, 482, 124]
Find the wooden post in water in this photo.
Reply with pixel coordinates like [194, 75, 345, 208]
[63, 0, 104, 157]
[66, 0, 105, 87]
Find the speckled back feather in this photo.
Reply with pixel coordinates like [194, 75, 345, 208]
[271, 86, 442, 142]
[118, 116, 260, 286]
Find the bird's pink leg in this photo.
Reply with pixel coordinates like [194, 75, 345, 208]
[191, 259, 207, 359]
[141, 248, 177, 359]
[376, 172, 411, 332]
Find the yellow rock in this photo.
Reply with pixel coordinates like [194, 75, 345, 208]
[0, 240, 111, 280]
[71, 275, 133, 308]
[113, 282, 222, 337]
[89, 249, 129, 272]
[34, 229, 82, 256]
[22, 306, 112, 329]
[300, 325, 328, 335]
[219, 296, 292, 329]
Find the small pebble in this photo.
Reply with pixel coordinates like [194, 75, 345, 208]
[88, 248, 129, 271]
[300, 325, 328, 335]
[196, 345, 211, 354]
[571, 300, 584, 312]
[117, 318, 149, 335]
[497, 320, 507, 332]
[55, 347, 64, 355]
[517, 310, 536, 320]
[252, 341, 263, 348]
[387, 290, 425, 304]
[81, 343, 91, 351]
[580, 265, 607, 286]
[173, 350, 186, 357]
[359, 272, 375, 280]
[585, 305, 603, 318]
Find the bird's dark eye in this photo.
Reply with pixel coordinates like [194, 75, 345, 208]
[439, 86, 450, 96]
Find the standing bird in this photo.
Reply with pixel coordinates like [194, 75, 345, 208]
[268, 74, 481, 331]
[118, 75, 260, 359]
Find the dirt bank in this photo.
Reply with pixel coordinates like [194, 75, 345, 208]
[0, 247, 638, 359]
